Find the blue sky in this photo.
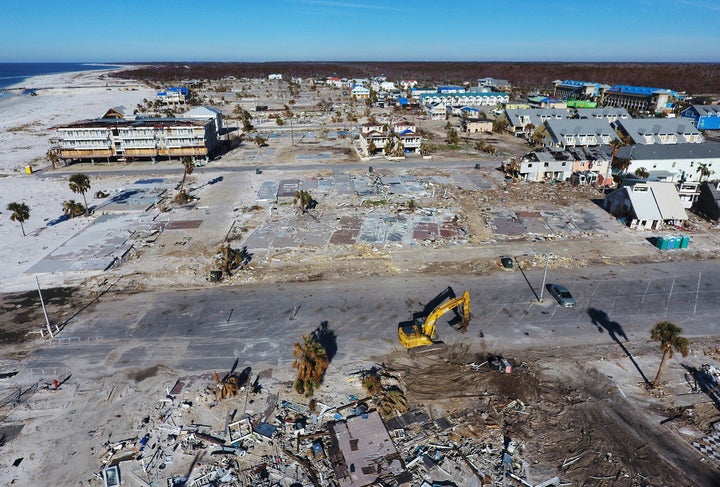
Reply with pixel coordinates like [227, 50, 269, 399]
[2, 0, 719, 62]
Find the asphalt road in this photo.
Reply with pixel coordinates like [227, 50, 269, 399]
[25, 260, 720, 377]
[34, 156, 503, 180]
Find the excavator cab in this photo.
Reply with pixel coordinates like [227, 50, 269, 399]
[398, 287, 471, 350]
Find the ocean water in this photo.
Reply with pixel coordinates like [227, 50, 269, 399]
[0, 62, 119, 93]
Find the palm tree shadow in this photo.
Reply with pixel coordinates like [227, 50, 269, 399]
[683, 363, 720, 411]
[312, 320, 337, 362]
[587, 307, 651, 387]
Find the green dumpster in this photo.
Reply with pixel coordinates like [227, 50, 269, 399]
[500, 257, 514, 269]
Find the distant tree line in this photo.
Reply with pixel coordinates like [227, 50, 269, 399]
[114, 62, 720, 95]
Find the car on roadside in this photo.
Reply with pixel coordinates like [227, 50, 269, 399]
[547, 284, 576, 308]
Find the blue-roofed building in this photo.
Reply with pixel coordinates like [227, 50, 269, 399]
[157, 86, 189, 105]
[681, 105, 720, 130]
[553, 80, 609, 101]
[437, 85, 465, 94]
[604, 85, 680, 114]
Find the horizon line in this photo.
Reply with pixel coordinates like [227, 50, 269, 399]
[2, 60, 720, 65]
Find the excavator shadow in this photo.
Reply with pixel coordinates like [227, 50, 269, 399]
[398, 286, 471, 351]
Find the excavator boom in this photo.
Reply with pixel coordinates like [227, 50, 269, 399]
[398, 289, 471, 349]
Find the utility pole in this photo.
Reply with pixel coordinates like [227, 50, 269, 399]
[539, 254, 550, 303]
[35, 275, 54, 339]
[290, 116, 294, 146]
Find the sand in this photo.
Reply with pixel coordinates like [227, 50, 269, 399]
[0, 67, 157, 292]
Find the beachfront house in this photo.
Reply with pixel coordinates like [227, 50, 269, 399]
[157, 86, 189, 105]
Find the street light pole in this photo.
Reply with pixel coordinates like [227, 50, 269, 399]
[539, 253, 550, 303]
[35, 275, 54, 339]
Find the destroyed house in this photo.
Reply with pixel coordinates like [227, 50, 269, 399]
[694, 181, 720, 221]
[328, 411, 405, 487]
[604, 182, 687, 230]
[517, 150, 573, 182]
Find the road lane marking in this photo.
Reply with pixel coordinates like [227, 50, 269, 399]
[641, 280, 651, 305]
[665, 278, 675, 316]
[694, 272, 702, 316]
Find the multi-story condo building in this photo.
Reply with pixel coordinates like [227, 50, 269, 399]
[419, 92, 509, 108]
[603, 85, 680, 114]
[552, 80, 608, 100]
[54, 117, 220, 165]
[615, 118, 704, 145]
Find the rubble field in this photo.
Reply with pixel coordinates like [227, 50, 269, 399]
[4, 341, 720, 486]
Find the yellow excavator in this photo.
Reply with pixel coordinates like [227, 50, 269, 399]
[398, 287, 471, 350]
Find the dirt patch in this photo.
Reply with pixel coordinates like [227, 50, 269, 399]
[0, 286, 82, 344]
[381, 345, 720, 486]
[127, 364, 172, 382]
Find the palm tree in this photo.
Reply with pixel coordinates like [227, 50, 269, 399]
[292, 334, 329, 397]
[62, 200, 85, 218]
[46, 149, 60, 169]
[492, 115, 509, 133]
[254, 135, 268, 148]
[392, 138, 405, 157]
[446, 127, 460, 145]
[609, 137, 624, 156]
[178, 157, 194, 195]
[293, 190, 315, 213]
[650, 321, 689, 389]
[612, 157, 631, 175]
[7, 202, 30, 236]
[634, 167, 650, 179]
[367, 139, 377, 156]
[697, 163, 712, 182]
[69, 174, 91, 215]
[384, 138, 395, 156]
